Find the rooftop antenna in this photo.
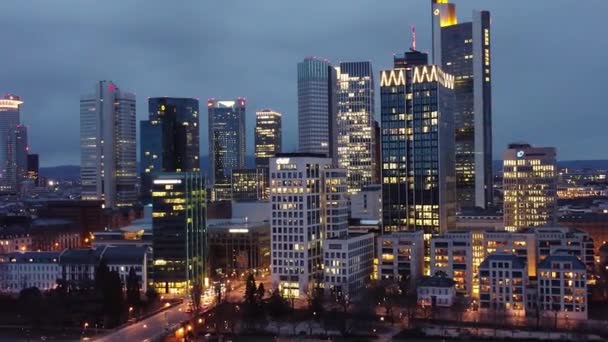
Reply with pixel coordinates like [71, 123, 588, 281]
[410, 25, 417, 51]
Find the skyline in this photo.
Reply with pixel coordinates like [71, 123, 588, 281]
[2, 0, 607, 166]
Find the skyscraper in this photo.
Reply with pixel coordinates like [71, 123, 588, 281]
[254, 109, 282, 169]
[26, 154, 39, 187]
[0, 94, 22, 193]
[297, 57, 337, 161]
[151, 172, 206, 295]
[381, 50, 456, 234]
[503, 143, 557, 232]
[432, 0, 493, 209]
[80, 81, 137, 208]
[335, 61, 377, 194]
[208, 99, 246, 187]
[15, 125, 28, 190]
[140, 97, 200, 204]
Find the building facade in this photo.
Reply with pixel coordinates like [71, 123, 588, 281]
[80, 81, 137, 208]
[208, 99, 246, 187]
[0, 94, 23, 193]
[0, 252, 60, 293]
[335, 61, 377, 193]
[377, 230, 425, 287]
[297, 58, 337, 161]
[479, 253, 527, 316]
[433, 0, 493, 209]
[231, 168, 267, 201]
[503, 143, 557, 232]
[140, 97, 200, 204]
[255, 109, 282, 169]
[380, 50, 456, 234]
[430, 231, 474, 295]
[26, 153, 39, 187]
[323, 232, 374, 298]
[350, 184, 382, 221]
[151, 173, 206, 295]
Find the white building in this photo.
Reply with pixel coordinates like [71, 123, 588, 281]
[417, 276, 457, 307]
[323, 232, 374, 298]
[0, 252, 60, 293]
[350, 184, 381, 221]
[377, 231, 424, 287]
[270, 154, 336, 297]
[430, 231, 474, 296]
[479, 253, 527, 316]
[0, 94, 23, 193]
[537, 253, 587, 320]
[80, 81, 137, 208]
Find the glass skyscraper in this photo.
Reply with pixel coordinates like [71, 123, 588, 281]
[0, 94, 23, 193]
[381, 50, 456, 234]
[254, 109, 282, 169]
[432, 0, 493, 209]
[297, 57, 337, 161]
[140, 97, 200, 204]
[152, 172, 206, 295]
[336, 61, 377, 194]
[80, 81, 137, 208]
[207, 99, 246, 187]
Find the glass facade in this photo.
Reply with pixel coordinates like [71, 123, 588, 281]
[231, 167, 267, 201]
[152, 172, 207, 295]
[208, 99, 246, 186]
[140, 97, 200, 204]
[255, 109, 282, 169]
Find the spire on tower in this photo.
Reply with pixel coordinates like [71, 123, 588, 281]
[410, 25, 417, 52]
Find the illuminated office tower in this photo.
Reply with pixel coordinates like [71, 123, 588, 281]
[335, 61, 377, 194]
[255, 109, 282, 169]
[503, 143, 557, 232]
[269, 153, 347, 297]
[297, 57, 337, 161]
[208, 99, 246, 188]
[151, 172, 206, 295]
[80, 81, 137, 208]
[231, 168, 267, 201]
[27, 154, 39, 187]
[140, 97, 200, 204]
[15, 125, 28, 190]
[0, 94, 22, 193]
[380, 49, 456, 234]
[432, 0, 493, 209]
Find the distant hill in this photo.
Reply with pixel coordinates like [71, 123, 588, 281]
[493, 160, 608, 172]
[41, 155, 257, 181]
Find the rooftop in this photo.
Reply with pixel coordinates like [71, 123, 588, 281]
[102, 246, 147, 265]
[480, 252, 526, 269]
[538, 253, 586, 271]
[418, 276, 455, 288]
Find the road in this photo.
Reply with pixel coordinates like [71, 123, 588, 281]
[93, 302, 189, 342]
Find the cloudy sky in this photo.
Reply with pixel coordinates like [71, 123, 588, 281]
[1, 0, 606, 166]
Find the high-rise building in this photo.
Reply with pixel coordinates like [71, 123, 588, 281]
[335, 61, 377, 194]
[80, 81, 137, 208]
[503, 143, 557, 232]
[151, 172, 206, 295]
[15, 125, 28, 190]
[255, 109, 282, 169]
[140, 97, 200, 204]
[380, 50, 456, 234]
[269, 153, 347, 297]
[27, 154, 39, 187]
[297, 57, 337, 161]
[0, 94, 23, 193]
[208, 99, 246, 187]
[432, 0, 493, 209]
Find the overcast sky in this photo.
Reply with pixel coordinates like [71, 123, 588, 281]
[1, 0, 606, 166]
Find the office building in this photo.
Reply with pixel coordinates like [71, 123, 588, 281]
[503, 143, 557, 232]
[140, 97, 200, 204]
[478, 252, 527, 316]
[335, 61, 377, 193]
[380, 49, 456, 234]
[297, 57, 337, 160]
[255, 109, 282, 169]
[15, 125, 28, 190]
[377, 230, 425, 287]
[350, 184, 382, 221]
[26, 154, 39, 186]
[0, 94, 23, 193]
[537, 253, 588, 320]
[269, 153, 340, 297]
[323, 232, 374, 298]
[80, 81, 137, 208]
[432, 0, 493, 209]
[430, 231, 473, 295]
[231, 168, 267, 201]
[208, 99, 246, 186]
[151, 173, 206, 295]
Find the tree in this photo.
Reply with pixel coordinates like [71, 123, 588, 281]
[242, 274, 259, 330]
[17, 287, 43, 327]
[126, 267, 140, 308]
[145, 287, 159, 304]
[266, 288, 289, 334]
[191, 281, 202, 315]
[256, 283, 265, 303]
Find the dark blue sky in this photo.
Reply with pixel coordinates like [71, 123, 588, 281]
[1, 0, 606, 166]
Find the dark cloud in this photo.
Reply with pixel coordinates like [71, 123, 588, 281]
[0, 0, 606, 166]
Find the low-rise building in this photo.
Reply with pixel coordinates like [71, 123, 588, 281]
[430, 231, 473, 296]
[417, 276, 456, 307]
[0, 251, 60, 293]
[537, 253, 587, 320]
[376, 231, 424, 287]
[350, 185, 381, 221]
[479, 253, 527, 316]
[323, 233, 374, 298]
